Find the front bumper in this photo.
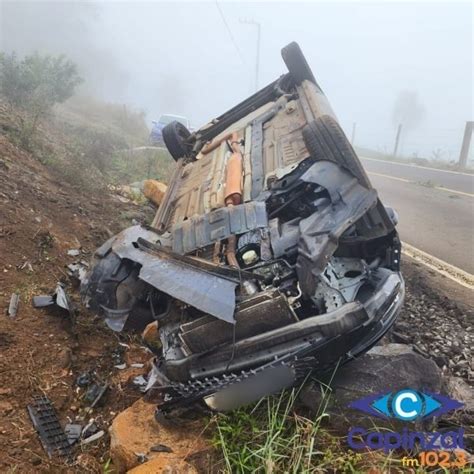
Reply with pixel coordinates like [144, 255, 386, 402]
[148, 271, 405, 413]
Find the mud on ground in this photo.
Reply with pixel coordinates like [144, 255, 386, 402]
[0, 132, 472, 472]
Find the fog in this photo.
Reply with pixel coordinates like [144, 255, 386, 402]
[1, 0, 472, 159]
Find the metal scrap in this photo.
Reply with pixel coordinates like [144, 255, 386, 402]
[8, 293, 19, 318]
[32, 283, 73, 315]
[64, 423, 82, 445]
[84, 383, 108, 407]
[76, 372, 92, 387]
[66, 262, 88, 284]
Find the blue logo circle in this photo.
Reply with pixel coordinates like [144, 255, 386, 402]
[391, 390, 423, 420]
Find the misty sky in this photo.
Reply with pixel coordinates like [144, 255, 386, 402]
[1, 1, 472, 160]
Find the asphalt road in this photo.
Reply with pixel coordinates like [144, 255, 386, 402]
[360, 157, 474, 274]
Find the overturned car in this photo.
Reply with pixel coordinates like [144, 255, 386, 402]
[82, 43, 404, 414]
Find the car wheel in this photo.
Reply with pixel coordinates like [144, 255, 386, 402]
[281, 41, 317, 86]
[302, 115, 371, 187]
[162, 121, 191, 161]
[81, 251, 154, 331]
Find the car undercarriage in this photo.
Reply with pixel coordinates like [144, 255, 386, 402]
[81, 42, 404, 414]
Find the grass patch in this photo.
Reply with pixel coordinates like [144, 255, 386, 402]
[210, 379, 371, 473]
[209, 377, 438, 473]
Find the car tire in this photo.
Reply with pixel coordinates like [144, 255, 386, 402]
[162, 120, 191, 161]
[302, 115, 371, 187]
[281, 41, 316, 86]
[81, 251, 154, 331]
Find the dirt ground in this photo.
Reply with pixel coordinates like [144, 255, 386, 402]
[0, 134, 155, 472]
[0, 132, 472, 473]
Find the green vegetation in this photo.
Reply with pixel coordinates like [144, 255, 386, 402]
[211, 381, 370, 473]
[0, 52, 174, 191]
[0, 52, 82, 146]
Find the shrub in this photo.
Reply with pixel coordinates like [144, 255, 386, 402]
[0, 51, 82, 145]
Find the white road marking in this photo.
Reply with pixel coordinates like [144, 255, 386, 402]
[401, 241, 474, 290]
[368, 171, 411, 184]
[360, 156, 474, 177]
[367, 171, 474, 198]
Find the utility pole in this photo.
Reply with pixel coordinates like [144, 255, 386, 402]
[393, 123, 402, 157]
[240, 18, 261, 91]
[458, 121, 473, 169]
[351, 122, 356, 145]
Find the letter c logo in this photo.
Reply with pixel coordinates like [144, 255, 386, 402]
[392, 390, 422, 420]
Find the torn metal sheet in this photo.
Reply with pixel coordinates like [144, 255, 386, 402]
[32, 295, 55, 308]
[139, 256, 237, 323]
[32, 283, 73, 314]
[110, 229, 240, 323]
[296, 160, 378, 296]
[101, 306, 130, 332]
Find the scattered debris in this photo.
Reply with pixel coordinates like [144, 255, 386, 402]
[32, 283, 73, 315]
[32, 295, 54, 307]
[84, 383, 108, 408]
[64, 423, 82, 445]
[67, 249, 81, 257]
[82, 420, 100, 438]
[81, 430, 105, 445]
[27, 395, 72, 458]
[150, 444, 173, 453]
[76, 372, 92, 388]
[7, 293, 19, 318]
[19, 260, 33, 272]
[132, 375, 148, 392]
[66, 262, 88, 284]
[114, 363, 127, 370]
[130, 363, 144, 368]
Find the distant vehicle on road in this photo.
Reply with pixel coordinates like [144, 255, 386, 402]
[150, 114, 191, 146]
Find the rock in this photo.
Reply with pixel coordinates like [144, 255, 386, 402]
[143, 180, 167, 207]
[142, 321, 159, 346]
[443, 376, 474, 430]
[300, 343, 442, 430]
[109, 399, 208, 473]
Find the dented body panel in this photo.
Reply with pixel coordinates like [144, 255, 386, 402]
[82, 42, 404, 413]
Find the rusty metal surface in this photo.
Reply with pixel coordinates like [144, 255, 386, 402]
[152, 96, 310, 232]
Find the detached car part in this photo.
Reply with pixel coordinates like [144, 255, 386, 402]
[82, 42, 404, 414]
